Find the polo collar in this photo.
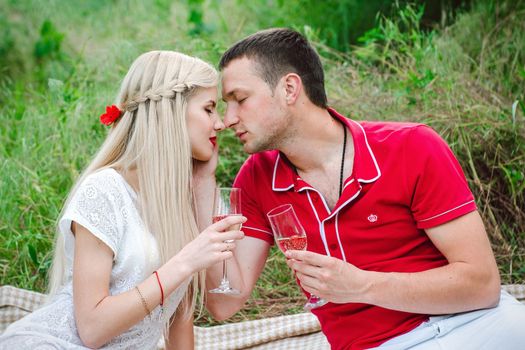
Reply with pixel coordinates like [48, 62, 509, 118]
[271, 152, 297, 191]
[271, 108, 381, 192]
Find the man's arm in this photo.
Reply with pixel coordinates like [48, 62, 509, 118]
[206, 236, 271, 320]
[165, 310, 194, 350]
[193, 155, 270, 319]
[287, 211, 501, 314]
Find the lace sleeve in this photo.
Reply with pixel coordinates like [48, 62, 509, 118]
[59, 172, 127, 260]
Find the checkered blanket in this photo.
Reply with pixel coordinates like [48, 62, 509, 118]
[1, 285, 524, 349]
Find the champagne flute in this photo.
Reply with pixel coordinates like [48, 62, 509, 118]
[267, 203, 328, 310]
[209, 187, 241, 295]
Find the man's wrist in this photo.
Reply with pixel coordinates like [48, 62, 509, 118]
[193, 173, 216, 186]
[354, 269, 381, 305]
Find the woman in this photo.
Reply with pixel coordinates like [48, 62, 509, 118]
[0, 51, 245, 349]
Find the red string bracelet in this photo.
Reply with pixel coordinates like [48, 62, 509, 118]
[153, 271, 164, 306]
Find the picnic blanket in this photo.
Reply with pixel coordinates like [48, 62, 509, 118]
[1, 285, 524, 349]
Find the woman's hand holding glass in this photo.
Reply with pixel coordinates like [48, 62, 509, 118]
[209, 188, 243, 295]
[171, 215, 246, 276]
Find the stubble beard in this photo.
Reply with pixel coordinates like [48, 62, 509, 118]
[243, 108, 293, 154]
[244, 124, 291, 154]
[243, 136, 273, 154]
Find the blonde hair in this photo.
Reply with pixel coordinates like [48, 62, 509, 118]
[48, 51, 218, 325]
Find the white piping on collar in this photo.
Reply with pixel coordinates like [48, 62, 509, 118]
[326, 187, 363, 222]
[348, 119, 382, 183]
[272, 153, 293, 191]
[343, 178, 355, 190]
[299, 187, 330, 214]
[272, 119, 381, 191]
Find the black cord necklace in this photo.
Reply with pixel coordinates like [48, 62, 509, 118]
[339, 123, 347, 198]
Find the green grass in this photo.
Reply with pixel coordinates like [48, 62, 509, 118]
[1, 0, 524, 325]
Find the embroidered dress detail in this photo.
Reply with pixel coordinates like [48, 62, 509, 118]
[0, 168, 189, 349]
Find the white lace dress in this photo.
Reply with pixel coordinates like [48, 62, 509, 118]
[0, 168, 189, 349]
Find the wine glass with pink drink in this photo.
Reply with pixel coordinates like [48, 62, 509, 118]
[209, 187, 241, 295]
[267, 203, 328, 310]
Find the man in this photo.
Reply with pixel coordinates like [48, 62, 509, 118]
[205, 28, 525, 349]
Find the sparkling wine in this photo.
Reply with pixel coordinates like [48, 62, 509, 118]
[267, 203, 327, 310]
[212, 214, 242, 231]
[276, 235, 307, 252]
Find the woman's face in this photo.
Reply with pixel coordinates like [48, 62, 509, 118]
[187, 86, 224, 161]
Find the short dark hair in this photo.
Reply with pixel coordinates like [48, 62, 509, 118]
[219, 28, 327, 108]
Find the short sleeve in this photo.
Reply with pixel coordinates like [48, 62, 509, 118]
[406, 125, 477, 229]
[234, 157, 274, 245]
[59, 172, 127, 261]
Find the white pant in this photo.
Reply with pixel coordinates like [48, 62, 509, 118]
[374, 290, 525, 350]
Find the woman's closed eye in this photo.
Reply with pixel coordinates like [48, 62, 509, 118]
[205, 103, 216, 115]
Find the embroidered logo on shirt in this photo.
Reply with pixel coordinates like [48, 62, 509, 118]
[367, 214, 378, 223]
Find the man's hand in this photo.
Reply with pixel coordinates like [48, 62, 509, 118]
[285, 250, 369, 304]
[285, 212, 501, 315]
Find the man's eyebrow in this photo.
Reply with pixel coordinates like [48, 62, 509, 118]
[221, 90, 236, 102]
[206, 100, 216, 107]
[221, 86, 249, 102]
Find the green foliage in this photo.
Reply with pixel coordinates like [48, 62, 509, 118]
[228, 0, 393, 50]
[445, 1, 525, 101]
[187, 0, 214, 36]
[0, 13, 26, 94]
[34, 20, 64, 61]
[0, 14, 15, 70]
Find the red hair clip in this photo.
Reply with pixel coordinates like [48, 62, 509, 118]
[99, 105, 122, 126]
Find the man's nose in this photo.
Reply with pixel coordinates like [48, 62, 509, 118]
[223, 105, 239, 128]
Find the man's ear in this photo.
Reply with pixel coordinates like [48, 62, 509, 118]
[282, 73, 302, 105]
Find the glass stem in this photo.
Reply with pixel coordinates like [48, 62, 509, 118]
[222, 260, 228, 282]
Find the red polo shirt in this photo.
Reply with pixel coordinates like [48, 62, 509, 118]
[233, 108, 477, 349]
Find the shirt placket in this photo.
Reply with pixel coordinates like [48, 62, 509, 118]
[324, 178, 364, 261]
[301, 187, 330, 256]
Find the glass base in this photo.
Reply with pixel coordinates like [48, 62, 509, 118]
[303, 295, 328, 311]
[209, 279, 240, 295]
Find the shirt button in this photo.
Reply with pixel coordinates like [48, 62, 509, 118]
[329, 243, 338, 251]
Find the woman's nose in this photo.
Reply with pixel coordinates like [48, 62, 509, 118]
[214, 117, 225, 131]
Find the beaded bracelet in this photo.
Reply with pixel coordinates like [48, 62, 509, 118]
[134, 286, 151, 315]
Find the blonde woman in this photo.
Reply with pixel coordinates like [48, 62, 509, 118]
[0, 51, 245, 349]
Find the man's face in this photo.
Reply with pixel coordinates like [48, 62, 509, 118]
[221, 57, 290, 154]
